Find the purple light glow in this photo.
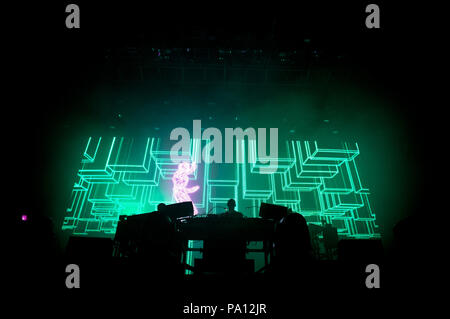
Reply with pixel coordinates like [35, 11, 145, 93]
[172, 162, 200, 215]
[21, 214, 28, 221]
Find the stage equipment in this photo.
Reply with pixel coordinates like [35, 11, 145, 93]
[259, 202, 288, 221]
[176, 215, 275, 273]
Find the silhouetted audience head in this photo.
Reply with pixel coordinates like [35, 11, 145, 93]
[157, 203, 167, 212]
[275, 212, 312, 263]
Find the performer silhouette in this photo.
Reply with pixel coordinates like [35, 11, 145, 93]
[221, 199, 243, 218]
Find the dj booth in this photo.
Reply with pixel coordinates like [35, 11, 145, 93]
[113, 202, 284, 273]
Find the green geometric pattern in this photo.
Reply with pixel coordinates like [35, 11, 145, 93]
[63, 138, 379, 239]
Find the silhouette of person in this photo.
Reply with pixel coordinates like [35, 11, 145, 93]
[274, 212, 312, 266]
[202, 199, 246, 272]
[221, 198, 243, 218]
[321, 219, 338, 259]
[157, 203, 167, 213]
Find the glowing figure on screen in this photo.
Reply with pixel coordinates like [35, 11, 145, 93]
[172, 162, 200, 215]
